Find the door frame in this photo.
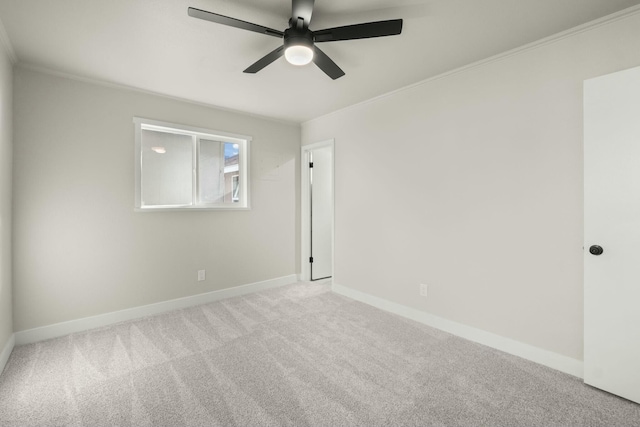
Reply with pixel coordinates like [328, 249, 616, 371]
[300, 139, 335, 282]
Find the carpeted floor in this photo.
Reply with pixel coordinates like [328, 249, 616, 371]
[0, 281, 639, 427]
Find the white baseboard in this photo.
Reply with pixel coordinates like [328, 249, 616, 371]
[15, 274, 298, 346]
[0, 333, 15, 375]
[332, 283, 584, 378]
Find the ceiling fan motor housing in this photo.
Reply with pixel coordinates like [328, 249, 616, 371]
[283, 27, 314, 50]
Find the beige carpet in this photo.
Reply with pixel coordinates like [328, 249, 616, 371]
[0, 281, 639, 426]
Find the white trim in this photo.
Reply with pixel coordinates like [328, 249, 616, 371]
[134, 205, 251, 212]
[12, 4, 640, 126]
[0, 334, 15, 375]
[332, 283, 584, 378]
[14, 275, 297, 345]
[0, 16, 17, 64]
[303, 4, 640, 127]
[8, 3, 640, 128]
[300, 140, 335, 282]
[17, 63, 298, 126]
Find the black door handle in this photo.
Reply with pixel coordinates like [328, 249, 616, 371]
[589, 245, 604, 256]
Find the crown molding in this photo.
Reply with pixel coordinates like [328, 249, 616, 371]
[0, 16, 17, 64]
[16, 62, 300, 127]
[304, 4, 640, 126]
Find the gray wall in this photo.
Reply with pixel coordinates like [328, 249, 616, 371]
[0, 37, 12, 352]
[13, 68, 300, 331]
[302, 12, 640, 360]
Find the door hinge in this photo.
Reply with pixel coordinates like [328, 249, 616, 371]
[309, 162, 314, 168]
[309, 257, 314, 263]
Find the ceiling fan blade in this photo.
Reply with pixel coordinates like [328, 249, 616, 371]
[244, 46, 286, 74]
[188, 7, 284, 38]
[291, 0, 315, 27]
[314, 19, 402, 42]
[313, 46, 345, 80]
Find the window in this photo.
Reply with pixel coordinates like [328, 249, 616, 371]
[134, 117, 250, 210]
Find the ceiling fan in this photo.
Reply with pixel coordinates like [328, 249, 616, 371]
[188, 0, 403, 80]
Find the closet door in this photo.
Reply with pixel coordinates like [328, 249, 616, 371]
[584, 65, 640, 404]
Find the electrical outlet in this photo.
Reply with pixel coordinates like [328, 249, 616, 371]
[419, 283, 428, 297]
[197, 270, 206, 281]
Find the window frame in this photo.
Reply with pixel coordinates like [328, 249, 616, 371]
[134, 117, 251, 211]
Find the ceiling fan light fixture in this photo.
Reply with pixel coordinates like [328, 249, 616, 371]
[188, 2, 403, 79]
[285, 45, 314, 66]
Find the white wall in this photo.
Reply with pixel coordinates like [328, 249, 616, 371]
[13, 67, 300, 331]
[302, 11, 640, 360]
[0, 30, 13, 354]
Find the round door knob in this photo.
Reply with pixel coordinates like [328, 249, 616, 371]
[589, 245, 604, 256]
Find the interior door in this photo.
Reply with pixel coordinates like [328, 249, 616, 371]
[310, 146, 333, 280]
[584, 65, 640, 404]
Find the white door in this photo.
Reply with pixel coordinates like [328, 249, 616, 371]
[310, 146, 333, 280]
[584, 65, 640, 404]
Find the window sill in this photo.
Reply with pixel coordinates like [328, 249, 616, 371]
[135, 205, 251, 212]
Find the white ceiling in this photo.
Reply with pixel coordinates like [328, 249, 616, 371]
[1, 0, 639, 123]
